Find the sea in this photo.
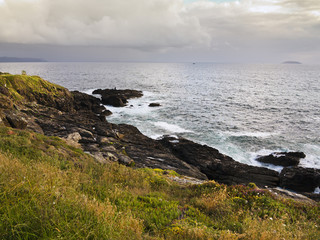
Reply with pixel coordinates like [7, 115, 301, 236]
[1, 62, 320, 172]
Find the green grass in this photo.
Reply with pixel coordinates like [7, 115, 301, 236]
[0, 126, 319, 239]
[0, 74, 73, 112]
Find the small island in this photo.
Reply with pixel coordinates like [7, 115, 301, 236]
[282, 61, 302, 64]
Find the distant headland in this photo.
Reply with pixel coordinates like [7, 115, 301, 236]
[0, 56, 47, 62]
[282, 61, 302, 64]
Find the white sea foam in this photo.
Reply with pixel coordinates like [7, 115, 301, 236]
[299, 144, 320, 169]
[154, 121, 193, 133]
[82, 89, 95, 95]
[247, 149, 285, 172]
[150, 134, 163, 140]
[314, 187, 320, 194]
[299, 155, 320, 169]
[247, 147, 320, 171]
[252, 148, 284, 157]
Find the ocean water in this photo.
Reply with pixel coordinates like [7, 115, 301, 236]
[1, 62, 320, 171]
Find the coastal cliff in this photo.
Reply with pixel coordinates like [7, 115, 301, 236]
[0, 73, 319, 239]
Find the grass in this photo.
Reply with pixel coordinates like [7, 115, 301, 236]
[0, 126, 319, 239]
[0, 74, 68, 100]
[0, 74, 72, 111]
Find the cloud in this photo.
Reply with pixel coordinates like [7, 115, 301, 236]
[185, 0, 320, 62]
[0, 0, 319, 62]
[0, 0, 210, 49]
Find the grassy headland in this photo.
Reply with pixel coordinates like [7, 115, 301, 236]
[0, 73, 319, 239]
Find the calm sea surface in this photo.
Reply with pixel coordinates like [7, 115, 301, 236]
[1, 62, 319, 170]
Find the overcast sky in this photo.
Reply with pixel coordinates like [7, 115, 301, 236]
[0, 0, 319, 63]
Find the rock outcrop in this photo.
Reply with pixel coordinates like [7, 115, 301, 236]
[280, 167, 320, 192]
[1, 73, 319, 200]
[149, 103, 161, 107]
[5, 113, 28, 130]
[92, 89, 143, 107]
[256, 152, 305, 167]
[72, 90, 106, 114]
[159, 136, 280, 187]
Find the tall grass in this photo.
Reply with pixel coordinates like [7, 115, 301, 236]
[0, 126, 319, 239]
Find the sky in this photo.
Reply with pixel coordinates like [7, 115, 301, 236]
[0, 0, 319, 63]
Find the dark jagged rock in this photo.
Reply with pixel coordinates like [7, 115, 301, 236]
[100, 109, 112, 117]
[208, 160, 280, 188]
[159, 136, 280, 187]
[280, 167, 320, 192]
[149, 103, 161, 107]
[93, 88, 143, 100]
[101, 96, 125, 107]
[256, 151, 305, 167]
[20, 97, 206, 180]
[92, 88, 143, 107]
[72, 91, 106, 114]
[113, 124, 208, 180]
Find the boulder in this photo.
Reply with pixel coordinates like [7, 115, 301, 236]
[280, 167, 320, 192]
[118, 154, 135, 166]
[5, 113, 28, 129]
[65, 132, 82, 148]
[256, 152, 305, 167]
[66, 132, 82, 143]
[104, 152, 118, 162]
[78, 128, 94, 139]
[149, 103, 161, 107]
[92, 152, 109, 164]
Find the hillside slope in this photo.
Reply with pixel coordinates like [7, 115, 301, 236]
[0, 73, 319, 239]
[1, 126, 320, 239]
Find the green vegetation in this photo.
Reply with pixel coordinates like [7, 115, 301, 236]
[0, 73, 72, 110]
[0, 125, 319, 239]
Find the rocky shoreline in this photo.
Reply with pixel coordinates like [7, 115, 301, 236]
[0, 73, 319, 201]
